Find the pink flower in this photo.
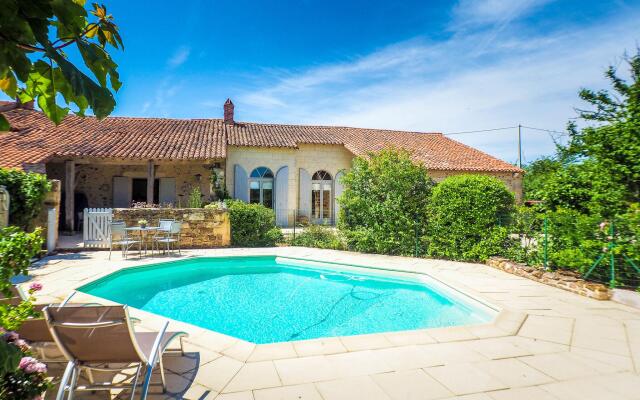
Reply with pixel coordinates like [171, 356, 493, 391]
[33, 362, 47, 373]
[19, 357, 37, 370]
[599, 221, 607, 230]
[19, 357, 47, 374]
[29, 282, 43, 292]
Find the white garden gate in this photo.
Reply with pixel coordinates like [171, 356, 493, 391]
[83, 208, 113, 248]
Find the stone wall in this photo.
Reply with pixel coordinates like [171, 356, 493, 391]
[112, 208, 230, 248]
[486, 257, 611, 300]
[46, 159, 220, 208]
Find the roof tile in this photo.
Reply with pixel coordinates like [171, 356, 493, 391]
[0, 105, 520, 173]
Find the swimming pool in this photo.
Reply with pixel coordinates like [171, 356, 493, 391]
[79, 256, 495, 344]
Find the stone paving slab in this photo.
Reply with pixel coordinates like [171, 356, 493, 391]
[27, 247, 640, 399]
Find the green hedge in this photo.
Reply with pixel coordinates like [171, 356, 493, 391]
[227, 200, 283, 247]
[338, 149, 434, 255]
[289, 225, 346, 250]
[428, 174, 514, 261]
[0, 168, 51, 230]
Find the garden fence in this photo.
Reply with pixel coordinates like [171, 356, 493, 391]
[497, 212, 640, 288]
[271, 206, 640, 288]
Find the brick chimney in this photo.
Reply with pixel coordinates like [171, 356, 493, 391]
[223, 98, 234, 124]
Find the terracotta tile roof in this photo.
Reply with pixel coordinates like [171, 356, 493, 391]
[0, 104, 521, 173]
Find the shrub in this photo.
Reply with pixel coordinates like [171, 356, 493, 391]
[188, 186, 203, 208]
[501, 206, 545, 266]
[338, 149, 434, 255]
[0, 227, 43, 330]
[227, 200, 283, 247]
[428, 175, 514, 261]
[0, 168, 51, 230]
[289, 225, 346, 250]
[1, 329, 50, 399]
[543, 208, 603, 273]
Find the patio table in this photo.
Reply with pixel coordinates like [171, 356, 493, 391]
[125, 226, 158, 256]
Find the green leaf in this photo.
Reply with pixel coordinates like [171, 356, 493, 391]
[0, 72, 17, 98]
[44, 44, 115, 119]
[0, 340, 21, 376]
[0, 114, 10, 131]
[76, 41, 121, 90]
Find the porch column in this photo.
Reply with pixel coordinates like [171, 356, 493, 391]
[147, 160, 155, 204]
[64, 160, 75, 231]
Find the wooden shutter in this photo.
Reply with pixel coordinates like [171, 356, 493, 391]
[234, 165, 249, 202]
[334, 170, 346, 224]
[299, 168, 311, 218]
[275, 166, 289, 226]
[159, 178, 176, 206]
[112, 176, 131, 208]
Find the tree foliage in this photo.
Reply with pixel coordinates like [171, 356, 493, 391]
[428, 175, 514, 261]
[522, 157, 562, 201]
[0, 0, 123, 129]
[338, 149, 435, 256]
[553, 51, 640, 215]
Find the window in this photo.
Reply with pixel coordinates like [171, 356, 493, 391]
[249, 167, 274, 208]
[311, 170, 332, 223]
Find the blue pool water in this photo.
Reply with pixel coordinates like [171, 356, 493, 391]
[79, 256, 494, 344]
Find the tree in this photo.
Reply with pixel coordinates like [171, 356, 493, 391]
[561, 50, 640, 209]
[522, 157, 562, 201]
[338, 149, 435, 256]
[0, 0, 123, 130]
[527, 50, 640, 217]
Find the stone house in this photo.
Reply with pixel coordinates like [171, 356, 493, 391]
[0, 99, 522, 231]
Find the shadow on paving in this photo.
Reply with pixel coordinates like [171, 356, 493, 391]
[44, 352, 205, 399]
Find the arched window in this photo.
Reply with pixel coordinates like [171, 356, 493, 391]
[311, 170, 332, 223]
[249, 167, 274, 208]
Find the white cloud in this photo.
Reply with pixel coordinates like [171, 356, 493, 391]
[451, 0, 554, 29]
[167, 46, 191, 68]
[238, 11, 639, 163]
[139, 78, 183, 117]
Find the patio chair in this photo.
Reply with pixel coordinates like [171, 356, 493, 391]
[153, 221, 182, 255]
[109, 220, 141, 260]
[1, 289, 86, 362]
[150, 219, 174, 256]
[44, 304, 187, 400]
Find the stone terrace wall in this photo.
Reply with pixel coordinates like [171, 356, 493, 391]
[487, 257, 611, 300]
[112, 208, 230, 248]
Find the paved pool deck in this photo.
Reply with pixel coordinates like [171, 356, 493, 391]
[27, 247, 640, 399]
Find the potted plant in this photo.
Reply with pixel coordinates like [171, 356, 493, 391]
[138, 219, 148, 229]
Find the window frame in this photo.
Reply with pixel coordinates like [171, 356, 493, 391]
[249, 167, 274, 208]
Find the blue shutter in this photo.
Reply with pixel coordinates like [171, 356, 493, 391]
[334, 170, 345, 224]
[299, 168, 311, 218]
[234, 165, 249, 202]
[275, 166, 289, 226]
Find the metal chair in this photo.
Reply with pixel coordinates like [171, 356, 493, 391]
[154, 221, 182, 255]
[44, 304, 187, 400]
[109, 221, 140, 260]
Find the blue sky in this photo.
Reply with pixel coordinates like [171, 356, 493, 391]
[11, 0, 640, 163]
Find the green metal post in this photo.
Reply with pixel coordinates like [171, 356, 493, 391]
[543, 217, 549, 270]
[414, 217, 419, 258]
[609, 221, 616, 288]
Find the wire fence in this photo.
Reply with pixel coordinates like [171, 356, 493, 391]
[497, 211, 640, 288]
